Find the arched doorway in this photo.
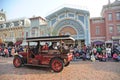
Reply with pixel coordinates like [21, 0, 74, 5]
[52, 19, 85, 36]
[59, 26, 77, 35]
[59, 26, 77, 46]
[52, 19, 85, 47]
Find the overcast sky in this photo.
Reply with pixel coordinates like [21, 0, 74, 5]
[0, 0, 115, 20]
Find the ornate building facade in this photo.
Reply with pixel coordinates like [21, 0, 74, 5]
[0, 15, 47, 46]
[0, 9, 6, 43]
[0, 7, 90, 46]
[0, 18, 31, 44]
[46, 7, 90, 46]
[90, 0, 120, 45]
[24, 16, 47, 38]
[0, 9, 6, 23]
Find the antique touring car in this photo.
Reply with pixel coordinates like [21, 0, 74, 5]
[13, 35, 75, 72]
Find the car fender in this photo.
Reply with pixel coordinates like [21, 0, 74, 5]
[14, 54, 24, 64]
[49, 57, 63, 65]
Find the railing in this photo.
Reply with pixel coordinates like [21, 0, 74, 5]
[4, 37, 16, 42]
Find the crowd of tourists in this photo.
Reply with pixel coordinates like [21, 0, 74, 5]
[0, 45, 26, 57]
[73, 44, 120, 62]
[0, 43, 120, 62]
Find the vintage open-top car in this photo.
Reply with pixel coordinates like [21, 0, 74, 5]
[13, 35, 75, 72]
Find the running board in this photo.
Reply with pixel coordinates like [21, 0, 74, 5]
[24, 64, 50, 67]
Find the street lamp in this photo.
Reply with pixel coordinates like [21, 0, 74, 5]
[12, 38, 15, 43]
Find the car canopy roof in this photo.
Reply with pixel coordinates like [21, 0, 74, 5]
[26, 35, 75, 42]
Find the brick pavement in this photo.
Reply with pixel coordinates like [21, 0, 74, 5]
[0, 56, 120, 80]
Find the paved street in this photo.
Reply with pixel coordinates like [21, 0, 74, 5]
[0, 56, 120, 80]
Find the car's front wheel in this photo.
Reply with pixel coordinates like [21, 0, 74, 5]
[50, 58, 63, 72]
[13, 57, 22, 68]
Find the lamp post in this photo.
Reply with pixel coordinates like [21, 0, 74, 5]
[12, 38, 15, 43]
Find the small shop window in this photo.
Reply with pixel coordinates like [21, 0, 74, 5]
[68, 13, 74, 18]
[59, 14, 65, 19]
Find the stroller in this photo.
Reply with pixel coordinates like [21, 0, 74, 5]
[112, 46, 120, 61]
[73, 51, 82, 60]
[97, 53, 107, 62]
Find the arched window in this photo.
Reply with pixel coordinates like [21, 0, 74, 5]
[3, 24, 6, 28]
[10, 22, 14, 28]
[0, 16, 5, 21]
[18, 21, 23, 26]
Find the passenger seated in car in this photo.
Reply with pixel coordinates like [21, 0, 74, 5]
[53, 42, 58, 49]
[42, 43, 49, 50]
[49, 42, 54, 50]
[58, 42, 69, 53]
[49, 42, 58, 50]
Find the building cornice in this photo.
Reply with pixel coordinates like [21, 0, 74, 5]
[29, 16, 46, 21]
[46, 7, 89, 20]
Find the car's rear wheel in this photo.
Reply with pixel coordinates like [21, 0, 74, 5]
[13, 57, 22, 68]
[50, 58, 63, 72]
[64, 62, 70, 67]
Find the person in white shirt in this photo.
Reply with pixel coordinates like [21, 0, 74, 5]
[106, 45, 112, 59]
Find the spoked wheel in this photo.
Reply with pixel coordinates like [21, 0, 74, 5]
[13, 57, 22, 68]
[50, 58, 63, 72]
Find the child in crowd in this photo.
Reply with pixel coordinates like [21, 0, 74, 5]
[4, 47, 9, 57]
[91, 53, 95, 62]
[11, 47, 16, 56]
